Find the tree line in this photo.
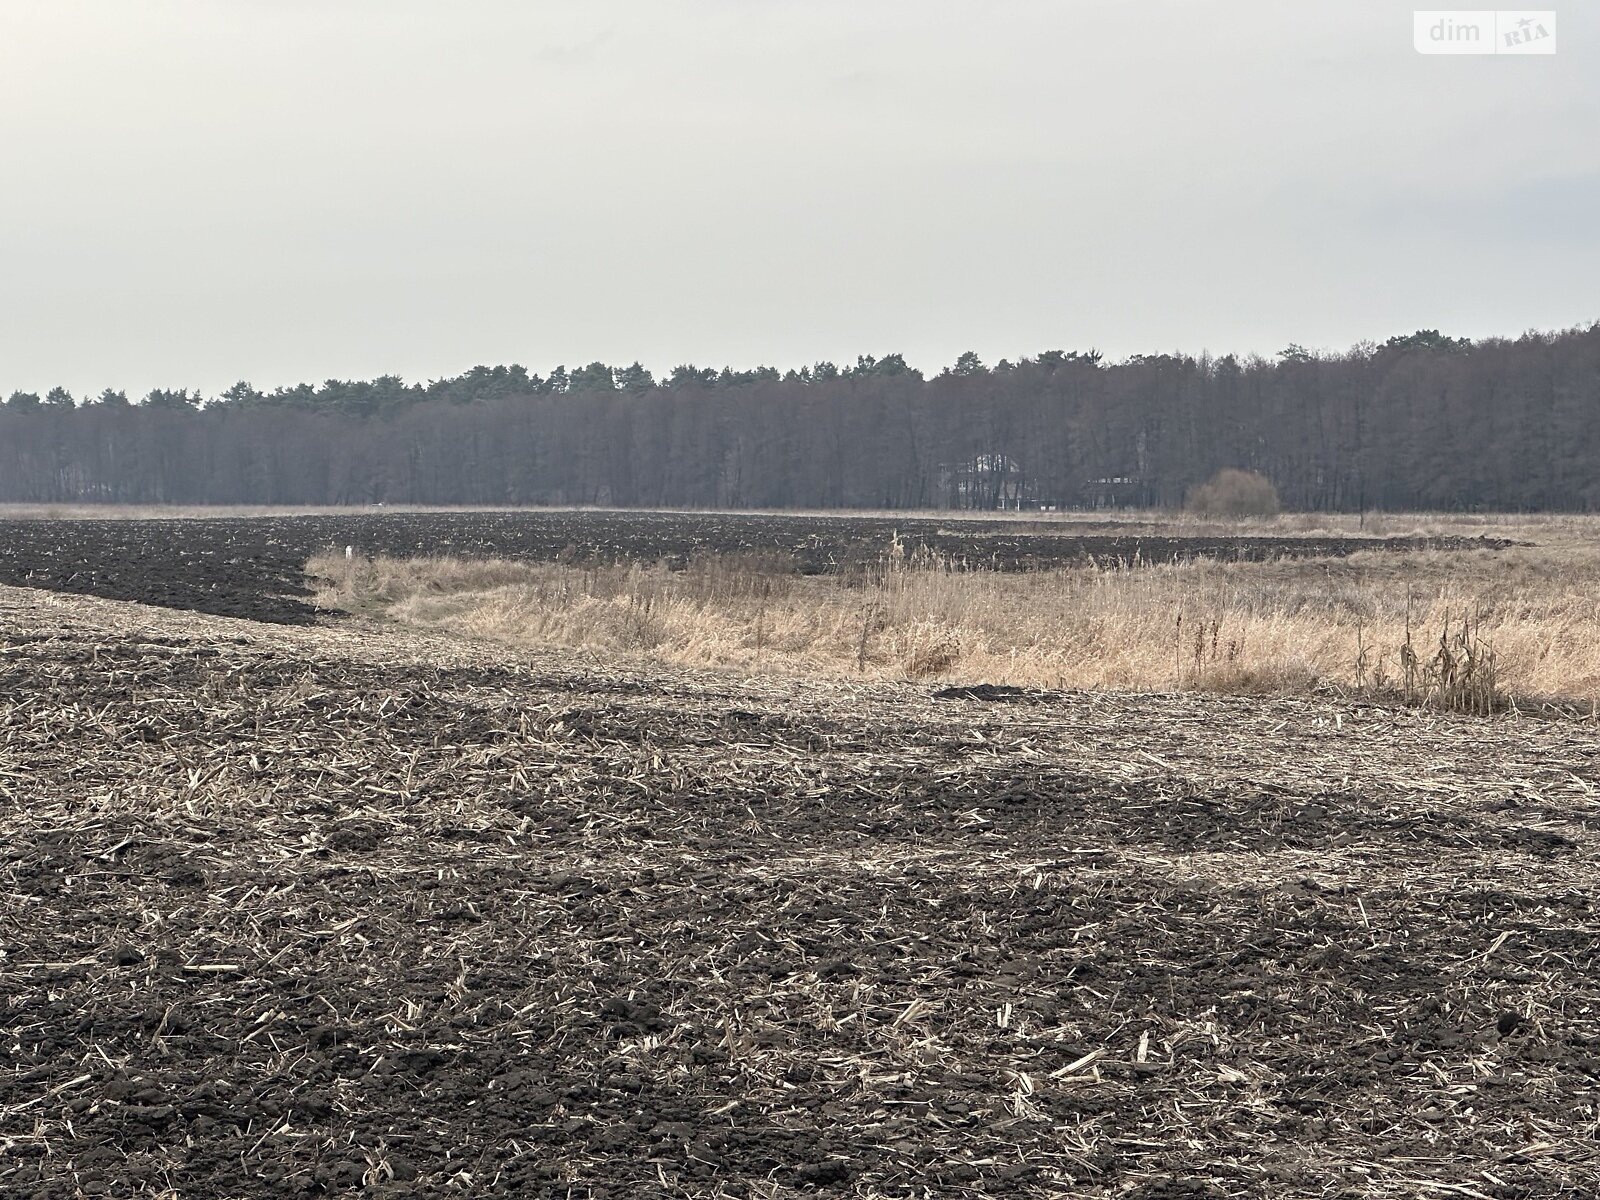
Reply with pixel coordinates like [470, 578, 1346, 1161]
[2, 326, 1597, 510]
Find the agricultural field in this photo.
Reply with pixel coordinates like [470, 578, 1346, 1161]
[1, 510, 1597, 1198]
[0, 510, 1508, 624]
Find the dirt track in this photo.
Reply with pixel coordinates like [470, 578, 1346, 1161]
[1, 586, 1596, 1197]
[0, 512, 1510, 624]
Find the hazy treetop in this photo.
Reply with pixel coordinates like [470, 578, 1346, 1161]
[2, 0, 1595, 395]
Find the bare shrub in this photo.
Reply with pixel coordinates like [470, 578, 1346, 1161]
[1185, 469, 1282, 519]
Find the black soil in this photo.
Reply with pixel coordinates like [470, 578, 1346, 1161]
[0, 605, 1595, 1197]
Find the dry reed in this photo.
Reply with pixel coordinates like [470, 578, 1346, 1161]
[310, 539, 1600, 709]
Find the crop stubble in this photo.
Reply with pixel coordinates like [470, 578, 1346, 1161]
[0, 587, 1596, 1197]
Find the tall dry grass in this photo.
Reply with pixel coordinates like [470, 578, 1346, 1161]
[309, 541, 1600, 709]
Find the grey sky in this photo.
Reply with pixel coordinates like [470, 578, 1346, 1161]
[2, 0, 1596, 396]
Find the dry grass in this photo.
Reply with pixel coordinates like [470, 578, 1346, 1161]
[309, 539, 1600, 709]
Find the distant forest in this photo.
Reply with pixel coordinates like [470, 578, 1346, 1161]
[3, 324, 1598, 511]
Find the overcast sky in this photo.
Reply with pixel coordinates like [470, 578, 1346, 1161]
[2, 1, 1596, 396]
